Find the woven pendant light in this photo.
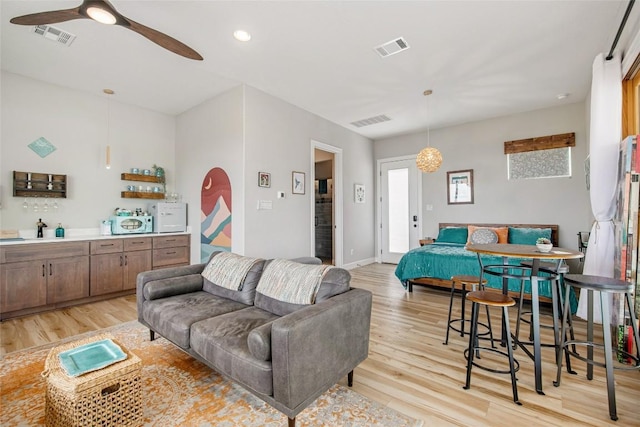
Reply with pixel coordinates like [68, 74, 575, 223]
[416, 89, 442, 173]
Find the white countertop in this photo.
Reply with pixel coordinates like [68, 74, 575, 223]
[0, 227, 191, 246]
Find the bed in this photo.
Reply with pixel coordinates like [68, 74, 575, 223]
[395, 223, 561, 302]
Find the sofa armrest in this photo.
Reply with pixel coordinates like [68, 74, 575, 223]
[136, 263, 206, 321]
[270, 287, 372, 412]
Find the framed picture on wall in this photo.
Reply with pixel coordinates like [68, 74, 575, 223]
[354, 184, 365, 203]
[258, 172, 271, 188]
[447, 169, 474, 204]
[292, 171, 305, 194]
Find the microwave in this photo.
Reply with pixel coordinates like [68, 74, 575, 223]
[110, 215, 153, 235]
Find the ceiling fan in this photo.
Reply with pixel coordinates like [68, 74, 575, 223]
[10, 0, 203, 60]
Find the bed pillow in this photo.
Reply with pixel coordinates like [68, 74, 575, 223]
[469, 228, 498, 244]
[508, 227, 552, 245]
[436, 227, 468, 244]
[467, 225, 508, 244]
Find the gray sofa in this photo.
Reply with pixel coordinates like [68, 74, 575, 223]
[136, 252, 372, 427]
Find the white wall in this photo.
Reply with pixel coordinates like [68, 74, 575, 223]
[242, 86, 375, 263]
[0, 72, 176, 232]
[175, 85, 245, 263]
[374, 102, 591, 250]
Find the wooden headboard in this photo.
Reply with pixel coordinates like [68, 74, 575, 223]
[439, 223, 559, 246]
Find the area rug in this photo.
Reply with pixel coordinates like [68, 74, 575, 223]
[1, 321, 422, 426]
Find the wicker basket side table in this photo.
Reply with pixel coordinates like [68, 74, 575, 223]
[42, 333, 142, 427]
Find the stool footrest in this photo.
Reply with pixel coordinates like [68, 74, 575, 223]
[563, 341, 640, 371]
[463, 347, 520, 375]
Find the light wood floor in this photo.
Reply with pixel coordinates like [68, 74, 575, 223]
[2, 263, 639, 425]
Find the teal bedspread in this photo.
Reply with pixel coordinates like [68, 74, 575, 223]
[394, 242, 577, 311]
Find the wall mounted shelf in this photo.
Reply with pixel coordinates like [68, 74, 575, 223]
[121, 173, 165, 199]
[13, 171, 67, 198]
[120, 191, 165, 199]
[120, 173, 162, 183]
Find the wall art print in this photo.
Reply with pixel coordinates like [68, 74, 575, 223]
[201, 167, 231, 262]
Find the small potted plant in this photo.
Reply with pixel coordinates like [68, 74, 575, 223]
[536, 237, 553, 253]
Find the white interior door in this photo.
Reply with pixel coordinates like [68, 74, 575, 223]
[380, 159, 421, 263]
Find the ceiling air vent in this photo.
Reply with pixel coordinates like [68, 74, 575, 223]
[33, 25, 76, 46]
[350, 114, 391, 128]
[374, 37, 409, 58]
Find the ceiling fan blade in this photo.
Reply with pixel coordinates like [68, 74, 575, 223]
[122, 18, 203, 61]
[10, 8, 84, 26]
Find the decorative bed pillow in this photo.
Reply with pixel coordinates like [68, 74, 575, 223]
[469, 228, 498, 244]
[467, 225, 508, 244]
[508, 227, 552, 245]
[202, 251, 266, 305]
[436, 227, 468, 244]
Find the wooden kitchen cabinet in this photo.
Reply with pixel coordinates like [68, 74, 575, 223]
[90, 237, 151, 296]
[0, 260, 47, 313]
[152, 234, 190, 268]
[0, 241, 90, 319]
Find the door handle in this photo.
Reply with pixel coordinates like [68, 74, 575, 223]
[413, 215, 418, 222]
[49, 263, 53, 276]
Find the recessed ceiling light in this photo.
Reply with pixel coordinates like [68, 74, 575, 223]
[103, 89, 115, 95]
[557, 93, 570, 100]
[233, 30, 251, 42]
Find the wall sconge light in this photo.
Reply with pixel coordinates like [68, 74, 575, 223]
[416, 89, 443, 173]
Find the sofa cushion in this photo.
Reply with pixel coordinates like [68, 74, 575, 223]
[247, 322, 274, 361]
[191, 307, 279, 396]
[143, 274, 203, 300]
[255, 262, 351, 316]
[202, 252, 266, 305]
[142, 291, 248, 349]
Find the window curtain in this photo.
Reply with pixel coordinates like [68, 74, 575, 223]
[576, 53, 622, 322]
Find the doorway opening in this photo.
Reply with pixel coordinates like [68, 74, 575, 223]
[311, 141, 343, 267]
[314, 149, 334, 264]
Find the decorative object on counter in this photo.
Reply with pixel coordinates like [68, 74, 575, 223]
[131, 168, 139, 174]
[536, 237, 553, 253]
[27, 137, 56, 158]
[36, 218, 47, 238]
[55, 223, 65, 238]
[100, 220, 112, 236]
[143, 169, 151, 176]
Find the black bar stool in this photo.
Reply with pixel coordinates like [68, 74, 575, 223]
[463, 290, 521, 405]
[518, 260, 576, 372]
[443, 275, 492, 345]
[554, 274, 640, 421]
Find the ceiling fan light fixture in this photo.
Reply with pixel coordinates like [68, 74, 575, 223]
[233, 30, 251, 42]
[86, 6, 116, 25]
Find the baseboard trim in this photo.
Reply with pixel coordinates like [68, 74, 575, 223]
[341, 258, 376, 270]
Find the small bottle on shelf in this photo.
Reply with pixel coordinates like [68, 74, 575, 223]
[55, 223, 65, 238]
